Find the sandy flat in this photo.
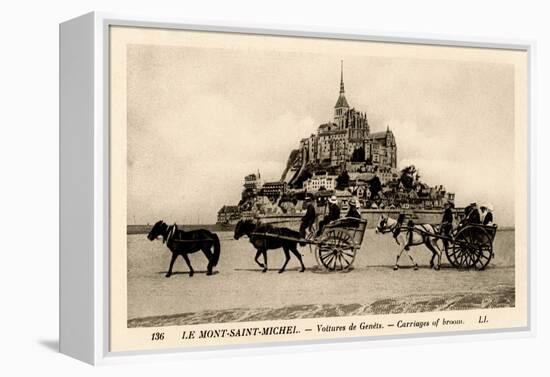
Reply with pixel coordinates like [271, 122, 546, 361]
[127, 229, 515, 326]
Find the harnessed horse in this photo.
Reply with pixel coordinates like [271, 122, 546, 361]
[234, 220, 306, 273]
[375, 214, 444, 270]
[147, 220, 221, 277]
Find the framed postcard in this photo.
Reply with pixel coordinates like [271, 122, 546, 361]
[60, 12, 533, 364]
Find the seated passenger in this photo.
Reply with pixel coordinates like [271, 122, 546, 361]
[462, 202, 480, 225]
[346, 198, 362, 219]
[480, 203, 494, 225]
[316, 195, 340, 236]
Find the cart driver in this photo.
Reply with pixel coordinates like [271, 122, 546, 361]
[440, 200, 454, 237]
[299, 195, 317, 238]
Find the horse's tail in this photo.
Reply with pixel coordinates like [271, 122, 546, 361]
[210, 233, 221, 267]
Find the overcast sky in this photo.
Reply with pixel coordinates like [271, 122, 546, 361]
[127, 42, 516, 226]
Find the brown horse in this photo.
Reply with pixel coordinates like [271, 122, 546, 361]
[147, 220, 220, 277]
[234, 220, 305, 273]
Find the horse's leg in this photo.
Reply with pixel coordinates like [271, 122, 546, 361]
[261, 250, 268, 273]
[406, 251, 419, 270]
[202, 246, 214, 276]
[181, 253, 194, 277]
[166, 253, 178, 277]
[424, 237, 441, 270]
[405, 234, 420, 270]
[425, 240, 437, 268]
[279, 247, 291, 273]
[290, 244, 306, 272]
[394, 244, 406, 271]
[254, 249, 264, 268]
[431, 238, 442, 270]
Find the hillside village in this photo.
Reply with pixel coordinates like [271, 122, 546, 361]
[218, 63, 454, 224]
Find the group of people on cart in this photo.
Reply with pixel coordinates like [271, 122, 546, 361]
[300, 193, 495, 241]
[440, 200, 495, 236]
[299, 194, 362, 238]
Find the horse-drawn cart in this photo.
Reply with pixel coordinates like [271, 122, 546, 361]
[404, 222, 498, 270]
[249, 218, 368, 272]
[375, 214, 498, 271]
[312, 218, 368, 271]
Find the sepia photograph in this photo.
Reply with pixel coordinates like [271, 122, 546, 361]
[107, 26, 529, 351]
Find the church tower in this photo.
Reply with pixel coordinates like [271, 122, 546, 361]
[334, 61, 350, 127]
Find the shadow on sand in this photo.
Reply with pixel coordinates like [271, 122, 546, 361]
[233, 267, 305, 273]
[157, 270, 220, 276]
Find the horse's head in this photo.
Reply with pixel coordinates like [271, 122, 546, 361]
[375, 214, 389, 234]
[147, 220, 166, 242]
[234, 219, 253, 240]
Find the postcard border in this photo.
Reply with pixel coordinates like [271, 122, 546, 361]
[94, 12, 535, 364]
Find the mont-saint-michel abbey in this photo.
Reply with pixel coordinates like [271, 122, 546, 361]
[282, 63, 397, 186]
[217, 63, 453, 225]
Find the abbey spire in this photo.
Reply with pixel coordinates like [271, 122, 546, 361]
[340, 60, 345, 93]
[334, 60, 350, 125]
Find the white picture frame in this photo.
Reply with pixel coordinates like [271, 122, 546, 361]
[60, 11, 535, 365]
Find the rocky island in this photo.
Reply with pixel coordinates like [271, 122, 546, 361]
[217, 63, 455, 228]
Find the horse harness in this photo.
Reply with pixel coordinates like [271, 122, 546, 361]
[380, 219, 435, 246]
[165, 224, 212, 244]
[164, 224, 176, 244]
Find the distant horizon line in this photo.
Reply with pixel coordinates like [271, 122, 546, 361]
[127, 223, 516, 231]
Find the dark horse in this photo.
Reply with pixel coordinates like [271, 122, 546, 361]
[234, 219, 305, 273]
[147, 220, 220, 277]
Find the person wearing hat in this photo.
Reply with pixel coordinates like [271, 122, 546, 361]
[462, 202, 481, 225]
[440, 200, 455, 237]
[469, 202, 481, 224]
[346, 198, 362, 219]
[316, 195, 340, 236]
[463, 202, 474, 218]
[480, 203, 494, 225]
[299, 195, 317, 238]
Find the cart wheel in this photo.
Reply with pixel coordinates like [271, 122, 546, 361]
[445, 236, 459, 268]
[316, 230, 357, 271]
[471, 228, 493, 270]
[448, 227, 476, 268]
[447, 226, 492, 269]
[441, 238, 455, 267]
